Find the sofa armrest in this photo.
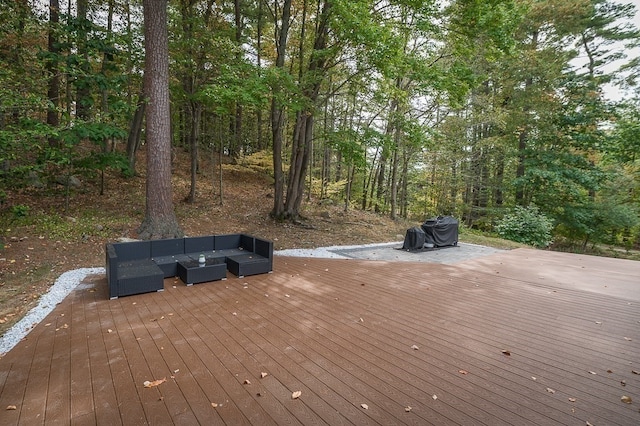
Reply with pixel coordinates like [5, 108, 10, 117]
[105, 244, 118, 299]
[254, 238, 273, 269]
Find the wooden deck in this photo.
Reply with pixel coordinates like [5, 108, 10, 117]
[0, 249, 638, 425]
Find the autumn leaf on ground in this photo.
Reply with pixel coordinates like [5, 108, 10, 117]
[143, 378, 167, 388]
[292, 390, 302, 399]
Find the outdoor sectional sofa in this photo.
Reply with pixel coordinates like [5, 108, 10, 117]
[105, 233, 273, 299]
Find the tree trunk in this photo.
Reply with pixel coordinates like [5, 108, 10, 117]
[126, 92, 145, 173]
[46, 0, 60, 147]
[282, 0, 330, 220]
[138, 0, 183, 239]
[271, 0, 293, 219]
[76, 0, 91, 120]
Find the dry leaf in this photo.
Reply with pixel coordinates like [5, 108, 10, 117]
[411, 345, 419, 350]
[211, 402, 218, 408]
[292, 391, 302, 399]
[568, 398, 576, 402]
[546, 388, 556, 394]
[260, 372, 268, 378]
[432, 394, 438, 400]
[404, 406, 412, 412]
[621, 395, 632, 404]
[243, 379, 251, 385]
[501, 349, 511, 356]
[360, 403, 369, 409]
[458, 370, 469, 375]
[107, 329, 113, 333]
[143, 378, 167, 388]
[6, 405, 17, 410]
[174, 369, 179, 374]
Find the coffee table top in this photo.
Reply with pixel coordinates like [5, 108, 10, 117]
[179, 257, 226, 269]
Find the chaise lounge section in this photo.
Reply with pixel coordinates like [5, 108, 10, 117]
[106, 233, 273, 299]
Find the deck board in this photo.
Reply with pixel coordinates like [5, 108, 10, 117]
[0, 249, 638, 425]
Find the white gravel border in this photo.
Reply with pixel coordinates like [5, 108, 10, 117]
[0, 242, 399, 356]
[0, 267, 104, 356]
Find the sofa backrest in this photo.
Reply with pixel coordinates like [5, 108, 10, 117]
[113, 240, 151, 261]
[184, 236, 214, 253]
[151, 238, 185, 258]
[215, 234, 242, 250]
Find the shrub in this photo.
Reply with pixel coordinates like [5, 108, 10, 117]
[495, 205, 554, 248]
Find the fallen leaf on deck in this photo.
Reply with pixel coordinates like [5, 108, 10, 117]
[411, 345, 419, 350]
[568, 398, 576, 402]
[432, 394, 438, 400]
[260, 372, 268, 378]
[143, 378, 167, 388]
[624, 337, 632, 341]
[243, 379, 251, 385]
[501, 350, 511, 356]
[546, 388, 556, 394]
[588, 371, 596, 375]
[6, 405, 17, 410]
[404, 406, 412, 412]
[621, 395, 632, 404]
[211, 402, 218, 408]
[107, 329, 113, 333]
[292, 390, 302, 399]
[458, 370, 469, 375]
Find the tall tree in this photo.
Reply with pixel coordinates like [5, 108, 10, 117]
[138, 0, 183, 239]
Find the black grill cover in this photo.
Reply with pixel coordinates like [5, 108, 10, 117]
[421, 216, 458, 247]
[402, 227, 425, 250]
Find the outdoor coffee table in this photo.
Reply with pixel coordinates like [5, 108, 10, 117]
[177, 257, 227, 285]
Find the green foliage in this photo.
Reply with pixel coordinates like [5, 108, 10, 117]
[11, 204, 29, 219]
[495, 205, 554, 248]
